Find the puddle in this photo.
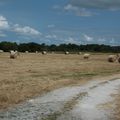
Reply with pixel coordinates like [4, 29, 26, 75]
[0, 79, 120, 120]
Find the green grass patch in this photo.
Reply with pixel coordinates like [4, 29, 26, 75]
[60, 72, 98, 79]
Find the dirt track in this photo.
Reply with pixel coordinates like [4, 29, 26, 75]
[0, 78, 120, 120]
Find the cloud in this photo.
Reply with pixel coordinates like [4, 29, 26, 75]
[64, 4, 78, 11]
[0, 15, 42, 38]
[63, 0, 120, 16]
[65, 37, 80, 44]
[13, 24, 41, 36]
[64, 4, 94, 16]
[48, 24, 55, 28]
[110, 38, 115, 44]
[53, 3, 94, 16]
[83, 34, 93, 41]
[0, 15, 9, 29]
[98, 38, 106, 42]
[0, 0, 15, 6]
[45, 34, 57, 39]
[53, 5, 61, 9]
[0, 31, 6, 37]
[70, 0, 120, 10]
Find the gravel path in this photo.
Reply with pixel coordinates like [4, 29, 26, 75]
[0, 78, 120, 120]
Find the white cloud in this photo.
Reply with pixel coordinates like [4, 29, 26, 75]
[53, 5, 60, 9]
[65, 37, 80, 44]
[63, 0, 120, 17]
[64, 4, 93, 16]
[110, 38, 115, 44]
[83, 34, 93, 41]
[98, 38, 106, 42]
[0, 15, 42, 38]
[0, 33, 6, 37]
[13, 24, 41, 36]
[64, 4, 78, 11]
[70, 0, 120, 10]
[48, 24, 55, 28]
[45, 34, 57, 39]
[0, 15, 9, 29]
[76, 8, 94, 16]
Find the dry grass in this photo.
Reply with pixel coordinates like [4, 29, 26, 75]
[112, 90, 120, 120]
[0, 52, 120, 109]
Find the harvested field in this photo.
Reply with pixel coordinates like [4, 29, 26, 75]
[112, 89, 120, 120]
[0, 52, 120, 109]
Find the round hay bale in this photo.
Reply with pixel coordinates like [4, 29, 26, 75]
[42, 51, 47, 55]
[83, 53, 90, 59]
[108, 55, 116, 62]
[65, 51, 69, 55]
[25, 51, 29, 53]
[10, 51, 17, 59]
[118, 57, 120, 63]
[0, 50, 4, 53]
[78, 52, 82, 55]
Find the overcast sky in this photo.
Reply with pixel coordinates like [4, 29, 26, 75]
[0, 0, 120, 45]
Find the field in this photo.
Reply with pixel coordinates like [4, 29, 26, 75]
[0, 52, 120, 109]
[112, 88, 120, 120]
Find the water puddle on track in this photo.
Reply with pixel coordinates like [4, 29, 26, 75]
[0, 79, 120, 120]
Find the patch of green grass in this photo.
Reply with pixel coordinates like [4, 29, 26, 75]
[98, 69, 120, 75]
[60, 72, 98, 79]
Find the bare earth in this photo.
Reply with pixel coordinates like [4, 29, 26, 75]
[0, 52, 120, 110]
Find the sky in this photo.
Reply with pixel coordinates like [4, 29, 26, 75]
[0, 0, 120, 45]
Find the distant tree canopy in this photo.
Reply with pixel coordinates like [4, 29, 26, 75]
[0, 41, 120, 53]
[0, 41, 18, 52]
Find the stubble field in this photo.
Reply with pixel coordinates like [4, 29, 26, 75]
[0, 52, 120, 109]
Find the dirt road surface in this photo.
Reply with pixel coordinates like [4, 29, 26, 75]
[0, 78, 120, 120]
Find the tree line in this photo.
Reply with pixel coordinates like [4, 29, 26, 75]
[0, 41, 120, 53]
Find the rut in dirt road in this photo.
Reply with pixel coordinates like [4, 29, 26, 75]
[0, 78, 120, 120]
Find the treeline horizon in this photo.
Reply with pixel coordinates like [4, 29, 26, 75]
[0, 41, 120, 53]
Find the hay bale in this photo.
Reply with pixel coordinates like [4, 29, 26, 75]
[65, 51, 69, 55]
[15, 50, 20, 56]
[118, 57, 120, 63]
[25, 51, 29, 53]
[0, 50, 4, 53]
[83, 53, 90, 59]
[108, 55, 116, 62]
[10, 50, 17, 59]
[42, 51, 47, 55]
[78, 52, 82, 55]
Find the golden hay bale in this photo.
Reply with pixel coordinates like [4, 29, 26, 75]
[83, 53, 90, 59]
[42, 51, 47, 54]
[51, 51, 55, 54]
[25, 51, 29, 53]
[78, 52, 82, 55]
[0, 50, 4, 53]
[118, 57, 120, 63]
[10, 51, 17, 59]
[108, 55, 116, 62]
[65, 51, 69, 55]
